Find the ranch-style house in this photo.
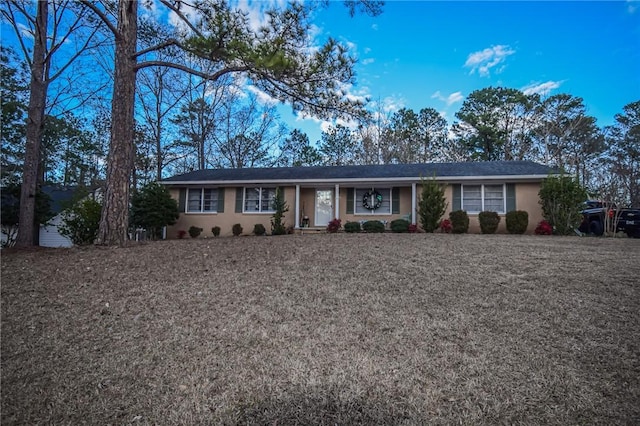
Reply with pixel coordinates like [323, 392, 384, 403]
[160, 160, 556, 237]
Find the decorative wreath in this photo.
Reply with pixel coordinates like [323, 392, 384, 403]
[362, 190, 383, 210]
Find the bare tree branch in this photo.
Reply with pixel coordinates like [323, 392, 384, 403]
[157, 0, 204, 39]
[79, 0, 119, 37]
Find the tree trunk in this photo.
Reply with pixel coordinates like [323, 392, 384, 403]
[95, 0, 138, 246]
[16, 0, 48, 248]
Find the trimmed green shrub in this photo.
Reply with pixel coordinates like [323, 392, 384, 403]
[417, 176, 448, 232]
[390, 218, 410, 233]
[362, 220, 385, 233]
[253, 223, 266, 236]
[478, 211, 501, 234]
[232, 223, 243, 236]
[449, 210, 469, 234]
[211, 226, 221, 237]
[344, 221, 361, 233]
[188, 226, 203, 238]
[506, 210, 529, 234]
[326, 218, 341, 233]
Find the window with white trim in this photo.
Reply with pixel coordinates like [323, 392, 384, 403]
[462, 184, 505, 213]
[244, 187, 276, 213]
[355, 188, 392, 214]
[187, 188, 219, 213]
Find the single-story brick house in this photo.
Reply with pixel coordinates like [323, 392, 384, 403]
[160, 160, 556, 237]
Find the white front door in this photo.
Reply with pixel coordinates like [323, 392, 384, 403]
[315, 189, 333, 226]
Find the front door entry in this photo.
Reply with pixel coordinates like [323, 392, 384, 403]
[315, 189, 333, 227]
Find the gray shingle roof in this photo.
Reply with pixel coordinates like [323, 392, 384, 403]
[161, 161, 556, 184]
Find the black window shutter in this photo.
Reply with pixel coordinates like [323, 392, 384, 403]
[235, 187, 243, 213]
[506, 183, 516, 212]
[452, 184, 461, 211]
[178, 188, 186, 212]
[346, 188, 354, 214]
[217, 188, 225, 213]
[392, 187, 400, 214]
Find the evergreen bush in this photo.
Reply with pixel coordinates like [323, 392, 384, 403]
[506, 210, 529, 234]
[59, 198, 101, 245]
[449, 210, 469, 234]
[417, 176, 448, 232]
[270, 187, 289, 235]
[253, 223, 266, 236]
[344, 221, 361, 233]
[211, 226, 221, 237]
[478, 211, 501, 234]
[188, 226, 203, 238]
[362, 220, 385, 233]
[130, 182, 179, 239]
[390, 218, 410, 233]
[538, 174, 588, 235]
[232, 223, 243, 236]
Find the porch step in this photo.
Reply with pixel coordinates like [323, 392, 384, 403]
[295, 227, 326, 235]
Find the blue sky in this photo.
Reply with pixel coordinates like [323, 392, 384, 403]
[286, 0, 640, 144]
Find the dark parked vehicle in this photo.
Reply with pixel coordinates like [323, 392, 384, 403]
[579, 201, 640, 237]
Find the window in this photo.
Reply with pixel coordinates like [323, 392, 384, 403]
[354, 188, 392, 214]
[187, 188, 219, 213]
[244, 187, 276, 213]
[462, 184, 505, 213]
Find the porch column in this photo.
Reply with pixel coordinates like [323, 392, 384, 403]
[334, 184, 340, 220]
[295, 184, 300, 229]
[411, 182, 417, 224]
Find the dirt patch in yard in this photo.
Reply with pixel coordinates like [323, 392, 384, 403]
[2, 234, 639, 424]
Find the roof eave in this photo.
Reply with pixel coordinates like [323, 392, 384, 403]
[159, 174, 553, 186]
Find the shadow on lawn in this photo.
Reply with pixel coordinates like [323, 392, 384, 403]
[224, 386, 416, 425]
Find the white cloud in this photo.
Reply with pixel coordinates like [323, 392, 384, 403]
[319, 117, 359, 133]
[371, 23, 379, 31]
[336, 81, 370, 104]
[140, 0, 160, 20]
[431, 91, 464, 106]
[362, 58, 375, 65]
[247, 85, 278, 106]
[627, 0, 638, 13]
[380, 95, 405, 113]
[464, 45, 515, 77]
[521, 80, 563, 96]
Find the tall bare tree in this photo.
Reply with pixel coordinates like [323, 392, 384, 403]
[533, 94, 604, 186]
[2, 0, 102, 247]
[136, 22, 190, 181]
[605, 100, 640, 207]
[212, 93, 286, 168]
[81, 0, 382, 245]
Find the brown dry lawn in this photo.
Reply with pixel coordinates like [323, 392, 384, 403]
[1, 233, 639, 425]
